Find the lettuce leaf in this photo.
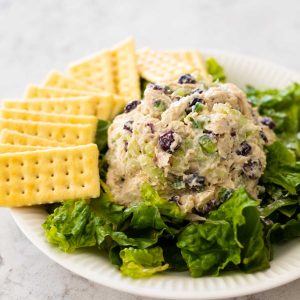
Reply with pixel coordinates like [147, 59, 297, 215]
[206, 58, 226, 82]
[246, 83, 300, 155]
[262, 141, 300, 194]
[94, 120, 110, 152]
[259, 198, 298, 218]
[140, 183, 185, 221]
[267, 215, 300, 245]
[43, 200, 97, 252]
[177, 187, 269, 277]
[95, 120, 110, 179]
[120, 247, 169, 278]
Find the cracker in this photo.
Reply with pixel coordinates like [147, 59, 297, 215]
[111, 38, 141, 100]
[0, 144, 100, 207]
[3, 97, 98, 116]
[136, 48, 195, 82]
[0, 108, 98, 130]
[44, 71, 99, 92]
[0, 119, 96, 145]
[0, 144, 48, 154]
[167, 50, 210, 81]
[96, 93, 114, 120]
[0, 130, 68, 147]
[25, 85, 98, 99]
[68, 49, 115, 93]
[110, 95, 126, 118]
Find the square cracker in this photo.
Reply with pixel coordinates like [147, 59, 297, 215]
[0, 143, 100, 207]
[68, 49, 115, 93]
[0, 130, 69, 147]
[110, 95, 126, 119]
[136, 48, 195, 82]
[0, 108, 98, 131]
[166, 50, 210, 82]
[0, 144, 48, 154]
[0, 119, 96, 145]
[3, 97, 98, 116]
[111, 38, 141, 101]
[25, 85, 98, 99]
[44, 71, 99, 92]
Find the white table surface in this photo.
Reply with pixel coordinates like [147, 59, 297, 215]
[0, 0, 300, 299]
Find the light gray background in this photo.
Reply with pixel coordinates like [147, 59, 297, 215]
[0, 0, 300, 299]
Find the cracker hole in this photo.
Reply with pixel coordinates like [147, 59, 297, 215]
[6, 192, 10, 196]
[20, 162, 24, 167]
[81, 184, 86, 188]
[36, 189, 40, 192]
[64, 158, 68, 162]
[76, 134, 80, 140]
[80, 170, 84, 174]
[21, 176, 24, 180]
[36, 175, 39, 179]
[51, 187, 55, 191]
[51, 174, 54, 177]
[35, 161, 39, 165]
[65, 172, 69, 176]
[6, 178, 9, 182]
[50, 159, 54, 164]
[21, 190, 25, 194]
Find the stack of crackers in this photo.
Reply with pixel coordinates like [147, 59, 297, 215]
[0, 37, 209, 207]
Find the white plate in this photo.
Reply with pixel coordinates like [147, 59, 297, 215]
[11, 50, 300, 300]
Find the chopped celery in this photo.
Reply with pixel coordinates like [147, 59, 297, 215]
[199, 135, 217, 154]
[193, 103, 204, 113]
[153, 100, 167, 112]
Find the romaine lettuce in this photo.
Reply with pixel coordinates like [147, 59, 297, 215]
[120, 247, 169, 278]
[177, 188, 269, 277]
[206, 58, 226, 82]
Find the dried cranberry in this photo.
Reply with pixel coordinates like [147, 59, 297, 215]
[148, 83, 164, 91]
[184, 174, 206, 191]
[159, 130, 181, 153]
[192, 88, 204, 94]
[123, 120, 133, 133]
[230, 130, 237, 137]
[169, 195, 181, 204]
[124, 141, 128, 152]
[260, 130, 268, 143]
[146, 122, 155, 133]
[185, 97, 205, 114]
[124, 100, 141, 113]
[201, 199, 218, 215]
[243, 159, 262, 180]
[178, 74, 196, 84]
[148, 84, 173, 94]
[236, 141, 252, 156]
[203, 129, 213, 135]
[261, 117, 275, 129]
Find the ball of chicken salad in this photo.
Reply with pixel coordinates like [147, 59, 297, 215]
[106, 75, 276, 214]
